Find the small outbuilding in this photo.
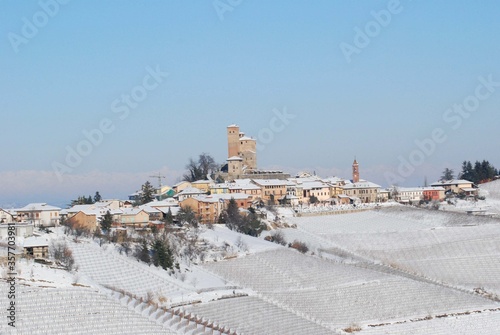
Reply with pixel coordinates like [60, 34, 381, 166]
[23, 236, 49, 258]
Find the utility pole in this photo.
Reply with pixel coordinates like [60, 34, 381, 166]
[150, 172, 166, 200]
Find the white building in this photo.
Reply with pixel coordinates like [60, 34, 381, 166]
[16, 203, 61, 227]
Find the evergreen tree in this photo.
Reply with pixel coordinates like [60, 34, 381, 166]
[164, 207, 174, 225]
[459, 160, 497, 184]
[440, 168, 454, 181]
[151, 239, 174, 270]
[140, 181, 156, 204]
[136, 239, 150, 264]
[100, 210, 113, 233]
[218, 210, 227, 224]
[225, 198, 242, 231]
[460, 161, 474, 181]
[240, 207, 265, 237]
[94, 191, 102, 203]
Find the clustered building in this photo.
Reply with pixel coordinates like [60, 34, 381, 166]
[0, 125, 479, 233]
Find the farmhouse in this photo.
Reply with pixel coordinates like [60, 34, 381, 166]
[16, 203, 61, 227]
[23, 236, 49, 258]
[431, 179, 476, 194]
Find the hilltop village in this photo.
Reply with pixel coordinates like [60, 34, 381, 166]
[1, 127, 500, 334]
[1, 124, 483, 233]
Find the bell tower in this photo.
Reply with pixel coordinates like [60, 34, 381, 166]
[352, 158, 359, 183]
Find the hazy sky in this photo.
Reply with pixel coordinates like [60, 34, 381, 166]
[1, 0, 499, 207]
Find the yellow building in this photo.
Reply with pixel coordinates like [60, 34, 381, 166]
[191, 180, 213, 193]
[252, 179, 288, 205]
[342, 180, 381, 203]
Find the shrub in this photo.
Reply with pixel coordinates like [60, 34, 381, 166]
[50, 240, 75, 271]
[344, 324, 362, 333]
[289, 240, 309, 253]
[269, 231, 287, 246]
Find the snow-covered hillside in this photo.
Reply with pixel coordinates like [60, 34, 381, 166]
[2, 206, 500, 334]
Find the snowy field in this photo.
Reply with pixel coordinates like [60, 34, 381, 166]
[201, 248, 498, 332]
[2, 203, 500, 334]
[283, 207, 500, 296]
[479, 179, 500, 215]
[0, 285, 173, 335]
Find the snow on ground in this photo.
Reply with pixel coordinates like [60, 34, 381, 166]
[479, 179, 500, 215]
[435, 179, 500, 216]
[182, 295, 332, 335]
[0, 284, 174, 335]
[359, 309, 500, 335]
[282, 206, 500, 297]
[199, 225, 280, 255]
[201, 248, 498, 332]
[3, 205, 500, 334]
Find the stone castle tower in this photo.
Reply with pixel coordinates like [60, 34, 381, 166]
[352, 158, 359, 183]
[227, 124, 257, 173]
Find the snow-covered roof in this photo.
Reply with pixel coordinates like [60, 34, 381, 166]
[343, 181, 381, 189]
[229, 183, 261, 190]
[322, 176, 345, 184]
[190, 193, 252, 203]
[173, 181, 191, 187]
[251, 179, 288, 186]
[93, 201, 114, 207]
[287, 176, 320, 184]
[212, 183, 229, 189]
[239, 136, 255, 141]
[431, 179, 473, 186]
[67, 205, 94, 213]
[233, 179, 254, 184]
[227, 156, 243, 161]
[121, 208, 145, 216]
[423, 186, 446, 191]
[176, 187, 204, 196]
[138, 205, 162, 214]
[23, 236, 48, 248]
[156, 206, 181, 215]
[17, 203, 61, 212]
[301, 181, 330, 190]
[396, 187, 426, 193]
[144, 199, 179, 207]
[192, 180, 212, 184]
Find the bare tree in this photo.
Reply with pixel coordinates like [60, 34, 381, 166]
[183, 153, 219, 182]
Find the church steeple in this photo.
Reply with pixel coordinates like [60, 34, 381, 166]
[352, 157, 359, 183]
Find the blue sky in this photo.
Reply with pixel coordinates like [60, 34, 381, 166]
[1, 0, 499, 207]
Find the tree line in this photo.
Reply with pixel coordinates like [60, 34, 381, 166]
[459, 160, 499, 184]
[441, 159, 499, 184]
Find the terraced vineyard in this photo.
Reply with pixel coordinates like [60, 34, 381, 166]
[0, 286, 172, 335]
[202, 248, 498, 332]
